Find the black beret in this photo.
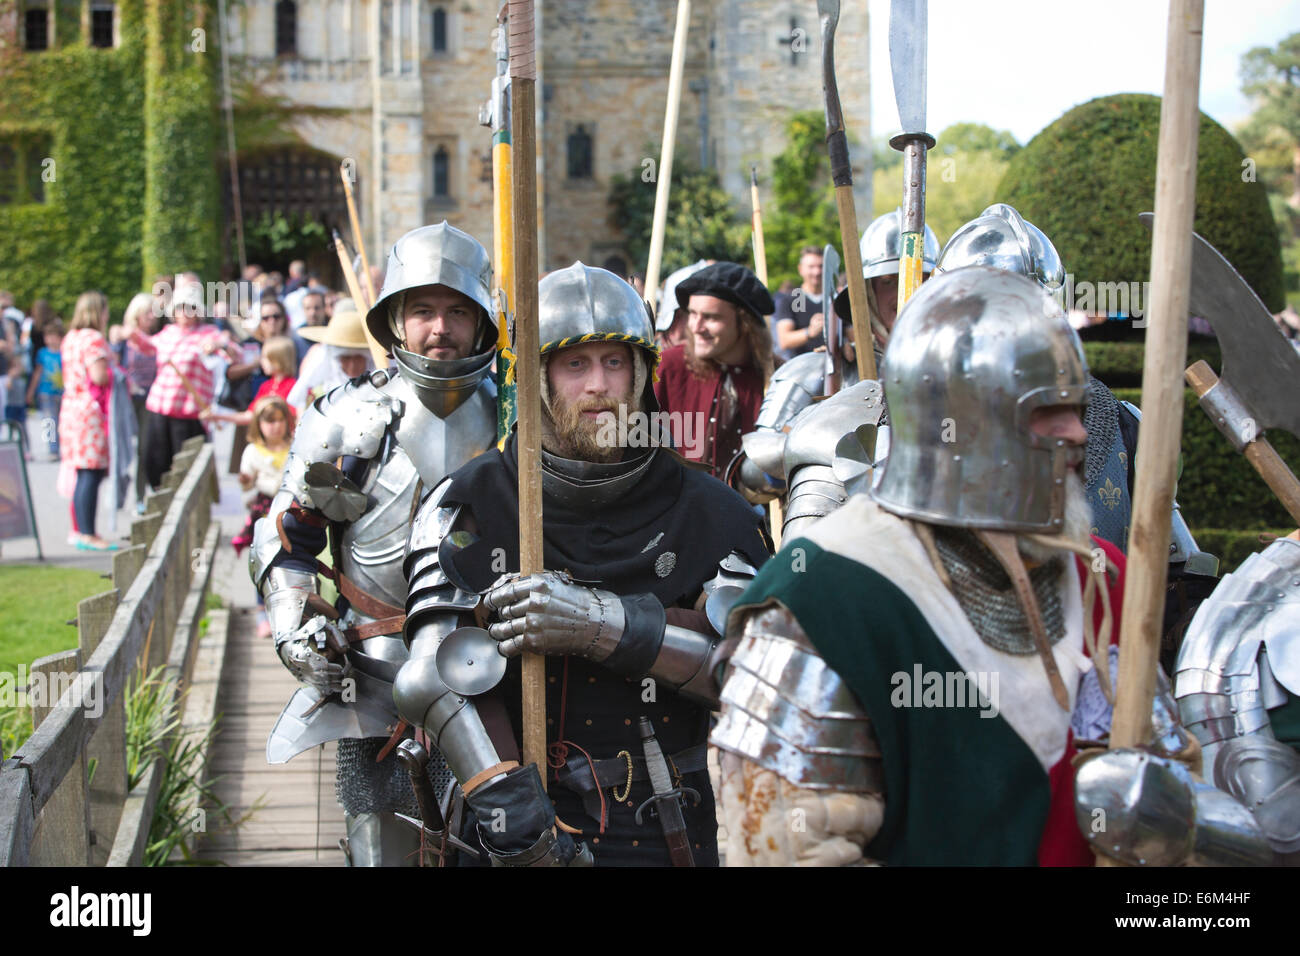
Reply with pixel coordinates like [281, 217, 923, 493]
[675, 262, 775, 318]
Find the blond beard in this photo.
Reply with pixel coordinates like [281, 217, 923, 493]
[548, 390, 637, 463]
[1018, 470, 1093, 564]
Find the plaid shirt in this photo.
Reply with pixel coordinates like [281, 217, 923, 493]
[135, 324, 223, 419]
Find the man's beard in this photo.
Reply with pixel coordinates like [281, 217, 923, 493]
[1019, 469, 1093, 563]
[549, 390, 637, 464]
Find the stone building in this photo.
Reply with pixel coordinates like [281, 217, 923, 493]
[223, 0, 871, 274]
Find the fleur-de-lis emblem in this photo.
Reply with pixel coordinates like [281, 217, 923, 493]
[1097, 478, 1123, 511]
[1118, 451, 1128, 468]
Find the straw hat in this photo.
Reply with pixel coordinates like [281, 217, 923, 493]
[298, 298, 370, 350]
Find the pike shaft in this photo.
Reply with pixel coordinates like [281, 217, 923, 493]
[898, 140, 928, 305]
[644, 0, 691, 309]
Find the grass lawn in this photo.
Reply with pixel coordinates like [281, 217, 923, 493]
[0, 564, 109, 675]
[1, 564, 110, 757]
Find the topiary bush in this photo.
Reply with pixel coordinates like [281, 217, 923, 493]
[997, 94, 1285, 313]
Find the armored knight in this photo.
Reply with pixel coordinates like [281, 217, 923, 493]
[393, 263, 771, 866]
[711, 267, 1272, 865]
[249, 222, 499, 865]
[730, 210, 939, 533]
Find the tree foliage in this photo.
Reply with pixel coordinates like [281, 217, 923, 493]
[762, 110, 840, 288]
[997, 94, 1285, 312]
[607, 155, 748, 281]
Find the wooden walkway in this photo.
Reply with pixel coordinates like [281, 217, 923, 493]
[194, 604, 346, 866]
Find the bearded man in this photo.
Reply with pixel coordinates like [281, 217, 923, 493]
[654, 262, 774, 479]
[394, 263, 771, 866]
[251, 222, 499, 866]
[711, 267, 1272, 866]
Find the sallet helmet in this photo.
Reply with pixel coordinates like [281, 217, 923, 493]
[871, 266, 1088, 533]
[364, 222, 497, 396]
[934, 203, 1065, 308]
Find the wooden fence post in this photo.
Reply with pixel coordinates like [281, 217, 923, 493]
[78, 588, 124, 866]
[27, 650, 90, 865]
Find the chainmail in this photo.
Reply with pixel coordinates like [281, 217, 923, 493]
[932, 527, 1066, 655]
[1083, 376, 1118, 491]
[335, 736, 455, 816]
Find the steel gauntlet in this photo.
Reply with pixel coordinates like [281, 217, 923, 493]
[464, 765, 593, 867]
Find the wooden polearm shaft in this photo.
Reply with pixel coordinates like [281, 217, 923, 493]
[643, 0, 691, 311]
[508, 0, 546, 781]
[1108, 0, 1204, 757]
[341, 166, 378, 306]
[332, 229, 389, 370]
[490, 2, 516, 440]
[750, 166, 768, 288]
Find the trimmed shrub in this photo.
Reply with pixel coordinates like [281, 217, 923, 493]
[997, 94, 1284, 314]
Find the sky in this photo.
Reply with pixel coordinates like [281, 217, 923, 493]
[867, 0, 1300, 145]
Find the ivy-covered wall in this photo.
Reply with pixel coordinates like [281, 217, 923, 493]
[0, 0, 218, 319]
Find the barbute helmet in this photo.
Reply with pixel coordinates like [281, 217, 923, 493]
[934, 203, 1065, 308]
[871, 266, 1088, 533]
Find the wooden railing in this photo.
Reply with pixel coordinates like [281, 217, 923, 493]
[0, 436, 222, 866]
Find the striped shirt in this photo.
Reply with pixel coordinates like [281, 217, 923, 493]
[133, 324, 223, 418]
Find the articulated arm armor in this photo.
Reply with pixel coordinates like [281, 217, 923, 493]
[732, 352, 863, 504]
[394, 480, 589, 866]
[249, 375, 396, 645]
[1170, 537, 1300, 862]
[1073, 667, 1274, 866]
[711, 604, 885, 866]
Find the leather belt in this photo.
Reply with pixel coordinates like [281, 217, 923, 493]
[343, 614, 406, 643]
[553, 742, 708, 819]
[336, 570, 405, 620]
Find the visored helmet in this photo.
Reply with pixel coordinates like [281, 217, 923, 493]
[871, 266, 1088, 533]
[934, 203, 1065, 308]
[365, 221, 496, 354]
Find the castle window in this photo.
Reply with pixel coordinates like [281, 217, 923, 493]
[566, 125, 593, 180]
[0, 146, 14, 205]
[433, 146, 450, 200]
[24, 7, 50, 51]
[0, 134, 52, 206]
[275, 0, 297, 57]
[432, 7, 447, 53]
[90, 4, 115, 48]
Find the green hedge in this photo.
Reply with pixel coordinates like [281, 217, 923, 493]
[1190, 529, 1294, 574]
[1085, 340, 1222, 389]
[1111, 387, 1300, 533]
[997, 94, 1285, 313]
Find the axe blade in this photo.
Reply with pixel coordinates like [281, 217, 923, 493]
[1138, 212, 1300, 440]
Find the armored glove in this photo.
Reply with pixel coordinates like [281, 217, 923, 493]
[464, 764, 593, 867]
[276, 616, 351, 696]
[484, 571, 666, 668]
[1073, 748, 1272, 866]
